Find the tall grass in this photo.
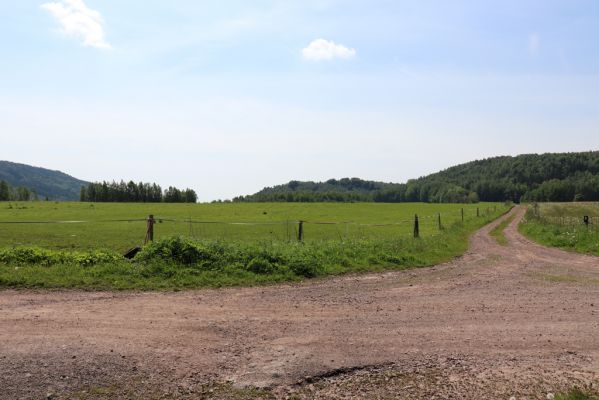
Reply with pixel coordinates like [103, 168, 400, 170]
[519, 204, 599, 256]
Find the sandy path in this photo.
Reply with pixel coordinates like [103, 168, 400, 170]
[1, 206, 598, 399]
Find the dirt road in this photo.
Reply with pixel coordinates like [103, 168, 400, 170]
[1, 206, 598, 399]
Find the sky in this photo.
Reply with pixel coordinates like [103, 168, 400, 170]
[1, 0, 599, 201]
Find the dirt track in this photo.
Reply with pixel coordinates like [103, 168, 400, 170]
[1, 206, 599, 399]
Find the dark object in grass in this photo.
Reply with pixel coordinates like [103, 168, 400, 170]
[123, 246, 142, 259]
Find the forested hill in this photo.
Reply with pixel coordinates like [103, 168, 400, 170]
[235, 151, 599, 203]
[233, 178, 403, 203]
[0, 161, 88, 201]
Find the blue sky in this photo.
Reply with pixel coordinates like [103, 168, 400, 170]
[1, 0, 599, 201]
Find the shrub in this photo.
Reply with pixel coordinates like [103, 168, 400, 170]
[246, 257, 276, 274]
[0, 247, 121, 267]
[287, 254, 321, 278]
[135, 236, 219, 265]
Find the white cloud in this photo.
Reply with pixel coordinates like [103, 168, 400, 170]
[528, 33, 540, 57]
[302, 38, 356, 61]
[41, 0, 111, 49]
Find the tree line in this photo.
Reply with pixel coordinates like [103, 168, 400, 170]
[234, 152, 599, 203]
[80, 181, 197, 203]
[0, 180, 39, 201]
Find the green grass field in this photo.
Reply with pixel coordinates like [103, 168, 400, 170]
[519, 202, 599, 256]
[0, 201, 501, 252]
[0, 201, 508, 290]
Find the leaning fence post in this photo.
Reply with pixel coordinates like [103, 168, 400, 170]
[414, 214, 420, 238]
[145, 214, 155, 244]
[298, 220, 304, 242]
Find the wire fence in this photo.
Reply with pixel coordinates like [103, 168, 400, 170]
[533, 215, 599, 229]
[0, 206, 501, 251]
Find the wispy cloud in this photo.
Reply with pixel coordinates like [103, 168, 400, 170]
[528, 33, 540, 57]
[41, 0, 111, 49]
[302, 39, 356, 61]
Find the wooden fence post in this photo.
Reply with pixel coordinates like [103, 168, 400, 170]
[461, 208, 464, 222]
[477, 207, 480, 217]
[145, 214, 155, 244]
[438, 213, 442, 230]
[298, 221, 304, 242]
[414, 214, 420, 238]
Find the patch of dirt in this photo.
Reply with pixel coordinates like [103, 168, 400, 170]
[1, 206, 599, 399]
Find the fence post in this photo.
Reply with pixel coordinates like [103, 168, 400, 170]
[414, 214, 420, 238]
[438, 213, 442, 230]
[461, 208, 464, 222]
[477, 207, 480, 217]
[145, 214, 155, 244]
[298, 220, 304, 242]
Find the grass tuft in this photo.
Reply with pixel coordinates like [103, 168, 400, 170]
[490, 215, 515, 246]
[556, 388, 599, 400]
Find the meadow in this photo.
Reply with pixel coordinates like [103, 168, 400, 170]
[0, 201, 501, 252]
[0, 201, 508, 290]
[519, 202, 599, 256]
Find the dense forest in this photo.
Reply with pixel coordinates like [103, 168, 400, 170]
[80, 181, 197, 203]
[0, 180, 39, 201]
[235, 152, 599, 203]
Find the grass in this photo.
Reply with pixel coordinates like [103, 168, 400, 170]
[489, 214, 515, 246]
[0, 203, 507, 290]
[0, 202, 508, 290]
[556, 389, 599, 400]
[0, 201, 502, 252]
[72, 382, 275, 399]
[519, 203, 599, 256]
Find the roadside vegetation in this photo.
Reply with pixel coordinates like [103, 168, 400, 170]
[519, 203, 599, 256]
[0, 203, 508, 290]
[556, 388, 599, 400]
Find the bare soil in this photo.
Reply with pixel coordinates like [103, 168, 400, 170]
[1, 206, 599, 399]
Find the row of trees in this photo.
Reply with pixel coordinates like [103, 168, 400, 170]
[80, 181, 197, 203]
[0, 180, 39, 201]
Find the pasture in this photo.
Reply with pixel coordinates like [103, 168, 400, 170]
[0, 201, 508, 290]
[0, 201, 502, 252]
[520, 202, 599, 256]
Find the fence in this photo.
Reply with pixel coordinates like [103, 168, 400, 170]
[533, 215, 599, 229]
[0, 206, 499, 252]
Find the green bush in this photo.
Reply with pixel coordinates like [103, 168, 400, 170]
[246, 257, 277, 274]
[0, 247, 121, 267]
[135, 236, 221, 266]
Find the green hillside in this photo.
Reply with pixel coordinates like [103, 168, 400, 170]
[236, 151, 599, 203]
[0, 161, 88, 201]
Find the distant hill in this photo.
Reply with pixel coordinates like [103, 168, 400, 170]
[233, 178, 402, 203]
[0, 161, 88, 201]
[236, 151, 599, 203]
